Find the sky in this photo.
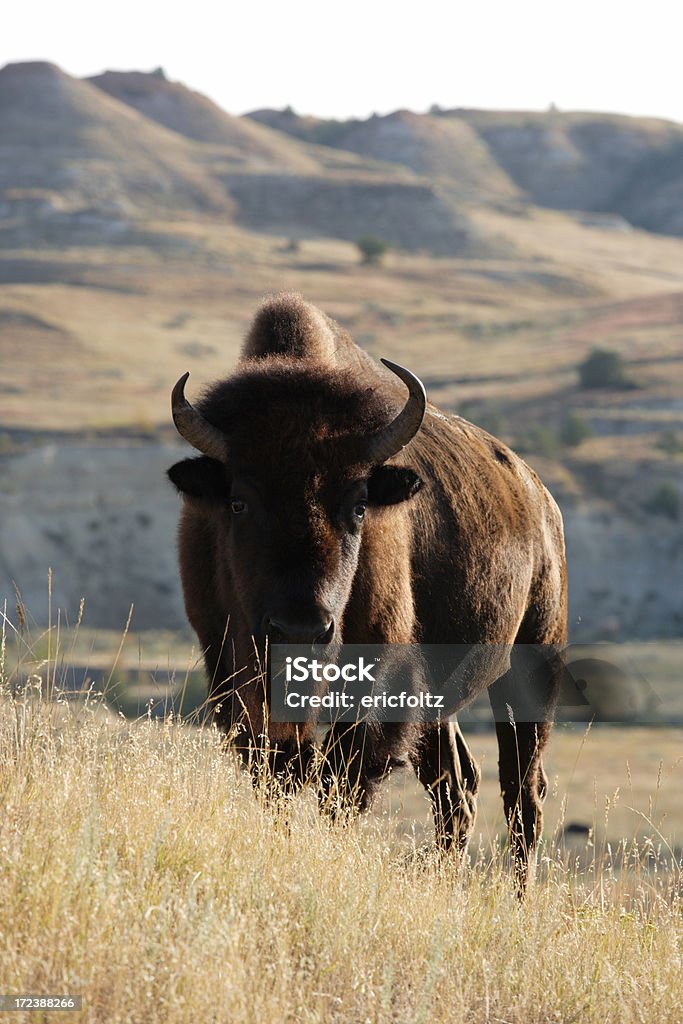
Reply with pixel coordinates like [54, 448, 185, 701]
[3, 0, 682, 124]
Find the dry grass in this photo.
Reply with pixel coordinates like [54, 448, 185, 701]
[2, 210, 683, 435]
[377, 724, 683, 860]
[1, 616, 682, 1023]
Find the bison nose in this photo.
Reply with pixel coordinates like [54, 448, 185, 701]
[265, 614, 335, 646]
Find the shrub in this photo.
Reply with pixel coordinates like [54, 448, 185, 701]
[561, 412, 593, 447]
[516, 424, 560, 458]
[357, 236, 389, 266]
[644, 482, 680, 520]
[656, 430, 683, 456]
[578, 348, 630, 389]
[475, 410, 505, 438]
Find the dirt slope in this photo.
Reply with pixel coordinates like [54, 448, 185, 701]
[88, 69, 321, 173]
[0, 61, 231, 215]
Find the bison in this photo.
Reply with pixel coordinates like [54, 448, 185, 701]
[167, 293, 567, 891]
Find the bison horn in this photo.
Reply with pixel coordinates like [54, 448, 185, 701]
[171, 372, 228, 461]
[364, 359, 427, 463]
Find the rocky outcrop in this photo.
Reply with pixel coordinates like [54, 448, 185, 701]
[222, 172, 487, 255]
[0, 441, 187, 631]
[248, 105, 683, 238]
[564, 504, 683, 640]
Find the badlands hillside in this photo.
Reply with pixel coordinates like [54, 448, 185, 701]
[250, 104, 683, 235]
[0, 62, 479, 255]
[0, 61, 682, 638]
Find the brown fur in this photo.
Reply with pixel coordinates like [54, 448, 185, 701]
[169, 293, 568, 892]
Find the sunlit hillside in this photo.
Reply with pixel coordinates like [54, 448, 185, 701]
[1, 59, 682, 634]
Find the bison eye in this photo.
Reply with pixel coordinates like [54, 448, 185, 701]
[231, 499, 248, 515]
[353, 501, 367, 521]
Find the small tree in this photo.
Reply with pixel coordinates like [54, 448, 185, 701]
[578, 348, 629, 389]
[561, 412, 593, 447]
[645, 482, 680, 520]
[357, 236, 388, 266]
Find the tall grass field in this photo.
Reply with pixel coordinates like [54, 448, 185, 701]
[1, 611, 682, 1023]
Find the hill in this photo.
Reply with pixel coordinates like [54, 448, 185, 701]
[0, 61, 231, 222]
[4, 61, 683, 251]
[248, 105, 683, 235]
[1, 61, 683, 637]
[88, 68, 321, 174]
[453, 108, 683, 233]
[87, 69, 490, 255]
[249, 107, 520, 204]
[0, 62, 483, 257]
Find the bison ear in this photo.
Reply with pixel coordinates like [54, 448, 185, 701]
[367, 466, 423, 506]
[167, 457, 230, 499]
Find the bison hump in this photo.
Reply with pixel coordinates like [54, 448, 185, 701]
[242, 293, 339, 365]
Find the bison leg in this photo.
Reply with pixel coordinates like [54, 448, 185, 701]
[492, 718, 550, 895]
[410, 719, 480, 857]
[488, 643, 562, 894]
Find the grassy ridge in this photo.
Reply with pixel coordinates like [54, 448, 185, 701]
[1, 679, 682, 1022]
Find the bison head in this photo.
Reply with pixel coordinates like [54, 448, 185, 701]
[167, 358, 425, 650]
